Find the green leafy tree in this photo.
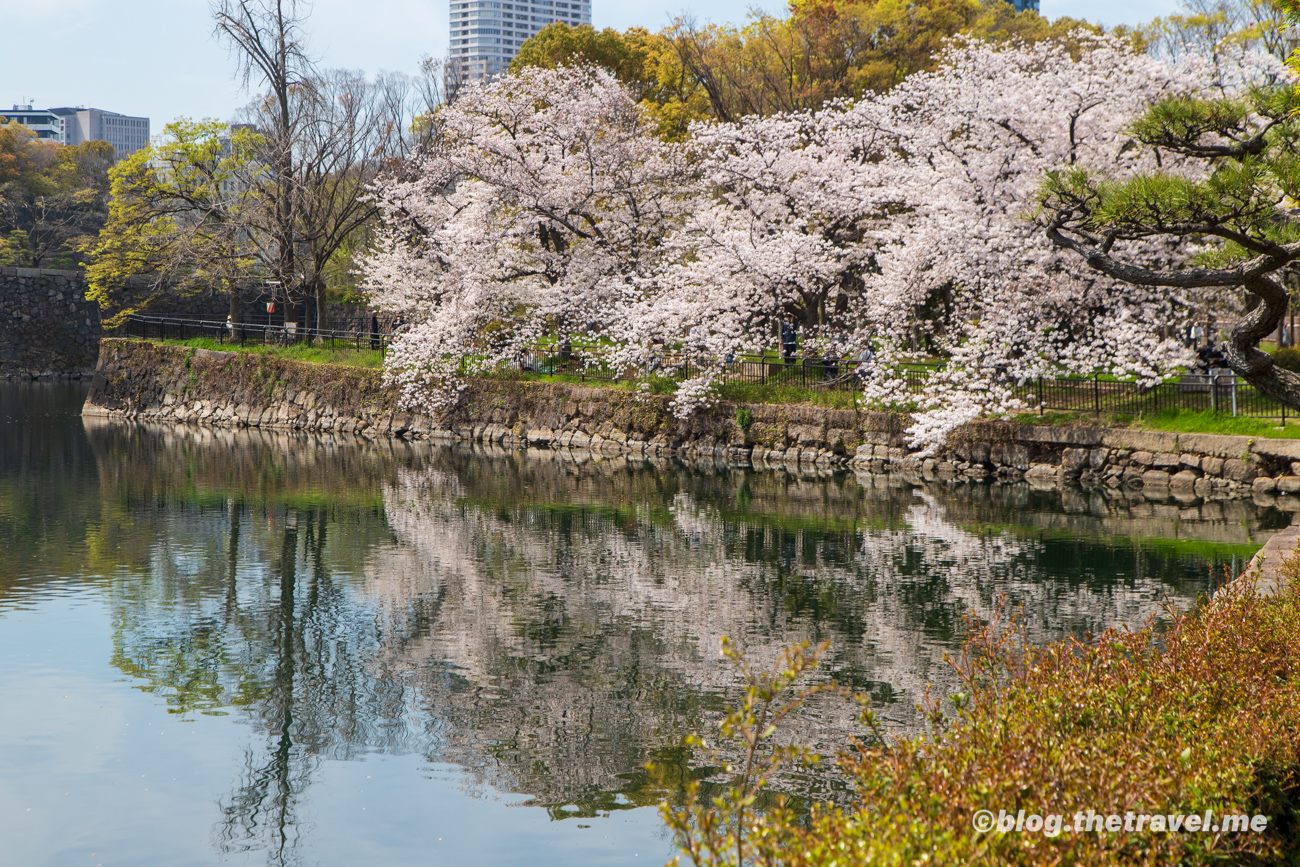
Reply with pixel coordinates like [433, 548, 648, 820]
[0, 121, 113, 268]
[511, 23, 712, 140]
[84, 1, 424, 331]
[512, 2, 1104, 138]
[84, 120, 264, 326]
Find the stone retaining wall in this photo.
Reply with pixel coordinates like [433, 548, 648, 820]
[82, 338, 1300, 503]
[1, 267, 100, 377]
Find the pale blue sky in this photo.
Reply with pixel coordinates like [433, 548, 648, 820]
[0, 0, 1182, 130]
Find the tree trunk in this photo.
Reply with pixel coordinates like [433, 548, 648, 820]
[228, 286, 243, 343]
[1227, 276, 1300, 407]
[314, 280, 328, 338]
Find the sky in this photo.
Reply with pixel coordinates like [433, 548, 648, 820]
[0, 0, 1183, 130]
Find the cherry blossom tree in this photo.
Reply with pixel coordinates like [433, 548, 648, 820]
[617, 35, 1206, 434]
[854, 35, 1205, 445]
[611, 102, 906, 414]
[364, 66, 696, 411]
[365, 40, 1288, 446]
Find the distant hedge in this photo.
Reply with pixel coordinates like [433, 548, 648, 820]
[1274, 347, 1300, 373]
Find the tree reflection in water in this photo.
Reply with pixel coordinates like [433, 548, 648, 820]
[66, 419, 1280, 865]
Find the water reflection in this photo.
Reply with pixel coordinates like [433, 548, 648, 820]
[0, 386, 1286, 865]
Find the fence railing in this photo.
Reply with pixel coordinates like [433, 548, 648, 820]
[118, 317, 1293, 421]
[121, 314, 391, 353]
[1030, 371, 1291, 421]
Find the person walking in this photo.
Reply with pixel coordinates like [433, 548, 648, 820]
[781, 319, 797, 364]
[370, 313, 381, 351]
[856, 342, 876, 384]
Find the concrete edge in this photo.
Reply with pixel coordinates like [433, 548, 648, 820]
[1236, 523, 1300, 597]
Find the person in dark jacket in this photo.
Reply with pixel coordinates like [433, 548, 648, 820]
[781, 319, 797, 364]
[369, 313, 381, 350]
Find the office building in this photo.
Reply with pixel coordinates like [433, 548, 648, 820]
[3, 104, 149, 158]
[1, 106, 62, 142]
[449, 0, 593, 85]
[50, 107, 150, 158]
[1010, 0, 1039, 11]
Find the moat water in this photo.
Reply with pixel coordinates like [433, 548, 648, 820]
[0, 382, 1285, 866]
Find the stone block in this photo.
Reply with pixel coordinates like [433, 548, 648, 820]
[1180, 453, 1202, 471]
[1151, 452, 1180, 469]
[1089, 448, 1110, 470]
[1278, 476, 1300, 494]
[1253, 476, 1279, 494]
[1003, 443, 1030, 470]
[1130, 451, 1154, 467]
[1175, 433, 1250, 458]
[1015, 426, 1103, 446]
[1222, 458, 1258, 483]
[1141, 469, 1172, 487]
[1025, 463, 1058, 479]
[1202, 456, 1225, 477]
[1250, 439, 1300, 461]
[1060, 448, 1090, 473]
[1169, 470, 1199, 488]
[1099, 430, 1181, 454]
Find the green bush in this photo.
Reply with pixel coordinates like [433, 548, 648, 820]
[736, 406, 754, 431]
[1274, 347, 1300, 373]
[664, 565, 1300, 866]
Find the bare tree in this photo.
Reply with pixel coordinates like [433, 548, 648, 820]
[209, 0, 432, 335]
[1143, 0, 1299, 64]
[211, 0, 310, 317]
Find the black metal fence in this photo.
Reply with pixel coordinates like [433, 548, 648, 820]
[118, 316, 1294, 421]
[121, 314, 390, 353]
[1031, 371, 1291, 421]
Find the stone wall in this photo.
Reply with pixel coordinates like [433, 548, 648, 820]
[0, 267, 100, 377]
[84, 338, 1300, 503]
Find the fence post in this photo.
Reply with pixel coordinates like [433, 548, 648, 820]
[1231, 375, 1238, 416]
[1093, 374, 1100, 416]
[1210, 371, 1217, 414]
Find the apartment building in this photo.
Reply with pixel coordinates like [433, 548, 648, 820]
[449, 0, 593, 85]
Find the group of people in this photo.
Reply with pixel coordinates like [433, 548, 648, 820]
[1182, 320, 1229, 373]
[780, 320, 876, 382]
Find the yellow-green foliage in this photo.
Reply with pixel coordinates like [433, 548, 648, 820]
[510, 3, 1104, 140]
[666, 570, 1300, 865]
[83, 120, 265, 325]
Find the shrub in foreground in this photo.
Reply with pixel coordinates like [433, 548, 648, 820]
[664, 567, 1300, 865]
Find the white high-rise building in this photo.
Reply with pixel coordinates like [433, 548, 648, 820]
[449, 0, 593, 86]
